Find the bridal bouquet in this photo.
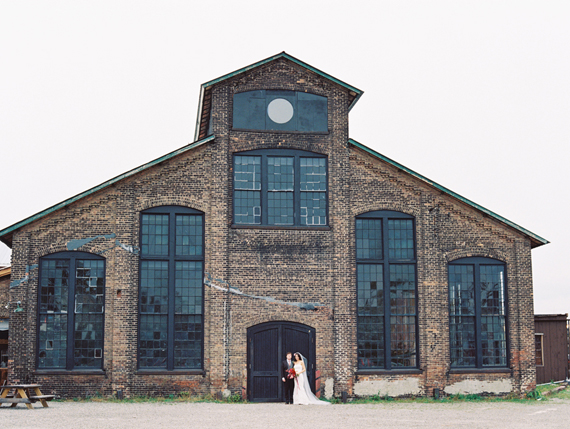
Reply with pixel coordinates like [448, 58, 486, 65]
[287, 368, 296, 379]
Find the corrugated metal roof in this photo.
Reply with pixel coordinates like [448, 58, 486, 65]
[349, 138, 548, 249]
[194, 52, 363, 141]
[0, 136, 215, 247]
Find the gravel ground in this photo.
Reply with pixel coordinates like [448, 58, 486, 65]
[2, 399, 570, 429]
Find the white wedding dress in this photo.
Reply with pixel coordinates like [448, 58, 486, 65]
[292, 355, 330, 405]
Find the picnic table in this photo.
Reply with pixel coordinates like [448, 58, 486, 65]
[0, 384, 55, 409]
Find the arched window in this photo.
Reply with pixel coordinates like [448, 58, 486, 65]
[138, 206, 204, 370]
[448, 257, 507, 368]
[38, 251, 105, 370]
[233, 149, 328, 227]
[356, 211, 418, 369]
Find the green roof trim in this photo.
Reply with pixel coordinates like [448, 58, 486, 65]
[202, 52, 363, 109]
[0, 135, 215, 246]
[349, 138, 549, 248]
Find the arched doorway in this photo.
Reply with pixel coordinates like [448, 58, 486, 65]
[247, 321, 315, 402]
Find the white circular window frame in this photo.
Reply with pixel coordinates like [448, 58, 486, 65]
[267, 98, 294, 124]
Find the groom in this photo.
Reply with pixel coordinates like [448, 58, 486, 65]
[281, 351, 295, 404]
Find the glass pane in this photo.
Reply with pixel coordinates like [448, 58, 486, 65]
[74, 313, 104, 368]
[357, 264, 384, 368]
[449, 265, 476, 367]
[449, 265, 475, 316]
[234, 156, 261, 190]
[389, 265, 416, 367]
[234, 190, 261, 224]
[75, 260, 105, 314]
[389, 264, 416, 315]
[390, 315, 416, 367]
[139, 314, 168, 368]
[176, 215, 203, 256]
[480, 265, 507, 366]
[535, 335, 543, 366]
[37, 314, 67, 369]
[175, 261, 203, 314]
[40, 259, 69, 313]
[267, 192, 294, 225]
[449, 315, 476, 367]
[174, 315, 202, 369]
[300, 158, 326, 191]
[356, 219, 382, 260]
[388, 219, 414, 259]
[268, 157, 294, 191]
[140, 261, 169, 314]
[300, 191, 326, 226]
[141, 214, 169, 255]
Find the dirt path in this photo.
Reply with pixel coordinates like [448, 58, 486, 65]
[2, 399, 569, 429]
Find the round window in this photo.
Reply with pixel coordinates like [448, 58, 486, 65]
[267, 98, 294, 124]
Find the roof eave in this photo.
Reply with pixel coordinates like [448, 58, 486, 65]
[0, 135, 216, 248]
[349, 138, 549, 249]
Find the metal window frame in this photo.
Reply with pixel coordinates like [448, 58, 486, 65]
[232, 149, 328, 228]
[36, 251, 106, 371]
[355, 210, 419, 370]
[448, 257, 509, 369]
[138, 205, 205, 371]
[535, 333, 544, 367]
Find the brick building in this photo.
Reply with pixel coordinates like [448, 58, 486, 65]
[0, 53, 548, 400]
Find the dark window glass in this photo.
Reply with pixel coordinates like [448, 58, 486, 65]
[233, 150, 327, 227]
[300, 158, 327, 226]
[356, 211, 417, 370]
[357, 264, 384, 368]
[535, 334, 544, 366]
[38, 253, 105, 370]
[267, 157, 294, 225]
[389, 264, 416, 367]
[139, 206, 204, 370]
[141, 214, 169, 256]
[233, 90, 327, 132]
[448, 258, 507, 368]
[234, 156, 261, 225]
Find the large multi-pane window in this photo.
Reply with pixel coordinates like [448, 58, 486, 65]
[356, 211, 417, 369]
[233, 149, 327, 227]
[448, 257, 507, 368]
[139, 206, 204, 370]
[37, 252, 105, 370]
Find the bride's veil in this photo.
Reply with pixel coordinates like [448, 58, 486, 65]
[294, 352, 330, 405]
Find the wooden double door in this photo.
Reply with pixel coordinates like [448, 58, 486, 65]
[247, 322, 315, 402]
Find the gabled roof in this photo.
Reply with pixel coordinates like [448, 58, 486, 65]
[194, 52, 364, 141]
[0, 135, 215, 247]
[349, 138, 548, 249]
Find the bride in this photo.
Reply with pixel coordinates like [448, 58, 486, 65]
[292, 352, 330, 405]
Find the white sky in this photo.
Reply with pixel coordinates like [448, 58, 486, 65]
[0, 1, 568, 314]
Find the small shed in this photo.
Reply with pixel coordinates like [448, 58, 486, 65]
[534, 314, 569, 384]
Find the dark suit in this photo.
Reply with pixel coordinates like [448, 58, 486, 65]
[282, 359, 295, 403]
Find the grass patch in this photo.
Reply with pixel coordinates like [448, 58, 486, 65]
[59, 392, 247, 404]
[57, 384, 570, 404]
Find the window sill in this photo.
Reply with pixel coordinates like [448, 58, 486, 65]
[356, 368, 423, 376]
[34, 370, 106, 376]
[231, 128, 330, 136]
[231, 224, 331, 231]
[137, 370, 205, 376]
[449, 368, 511, 374]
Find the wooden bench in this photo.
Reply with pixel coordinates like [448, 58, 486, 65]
[0, 384, 54, 409]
